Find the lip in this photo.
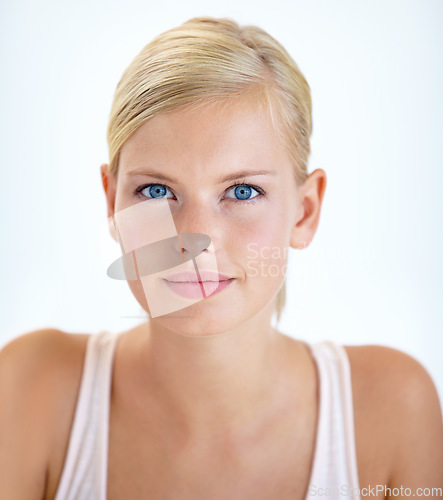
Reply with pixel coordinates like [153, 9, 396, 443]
[162, 271, 235, 299]
[162, 271, 233, 282]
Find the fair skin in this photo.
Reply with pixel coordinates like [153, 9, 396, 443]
[102, 97, 324, 436]
[0, 97, 442, 499]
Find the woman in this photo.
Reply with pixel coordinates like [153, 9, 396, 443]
[0, 17, 442, 500]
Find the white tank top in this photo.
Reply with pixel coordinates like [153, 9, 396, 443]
[54, 331, 361, 499]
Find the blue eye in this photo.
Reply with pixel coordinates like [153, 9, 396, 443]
[135, 182, 264, 203]
[137, 184, 174, 199]
[225, 184, 261, 201]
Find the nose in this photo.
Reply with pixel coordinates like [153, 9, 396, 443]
[172, 201, 219, 256]
[175, 233, 211, 256]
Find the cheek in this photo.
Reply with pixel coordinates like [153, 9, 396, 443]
[234, 205, 292, 282]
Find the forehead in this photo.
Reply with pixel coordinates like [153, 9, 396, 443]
[118, 97, 293, 181]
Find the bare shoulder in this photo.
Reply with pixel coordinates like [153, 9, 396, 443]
[0, 329, 90, 500]
[343, 344, 441, 406]
[0, 328, 90, 371]
[343, 344, 443, 490]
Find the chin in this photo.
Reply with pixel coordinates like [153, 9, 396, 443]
[151, 303, 238, 337]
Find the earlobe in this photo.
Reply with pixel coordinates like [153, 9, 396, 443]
[289, 169, 327, 250]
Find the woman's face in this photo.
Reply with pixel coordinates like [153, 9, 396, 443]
[105, 97, 307, 336]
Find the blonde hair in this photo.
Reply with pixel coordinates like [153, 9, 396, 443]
[107, 17, 312, 323]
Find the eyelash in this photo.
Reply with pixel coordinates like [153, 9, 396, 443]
[134, 182, 266, 205]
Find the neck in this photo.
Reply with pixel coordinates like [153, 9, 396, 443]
[129, 303, 293, 441]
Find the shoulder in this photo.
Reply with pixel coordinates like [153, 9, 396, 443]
[0, 329, 90, 402]
[0, 329, 90, 499]
[343, 344, 443, 489]
[0, 328, 90, 370]
[343, 344, 441, 416]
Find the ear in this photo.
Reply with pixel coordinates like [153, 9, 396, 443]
[100, 163, 118, 241]
[290, 169, 327, 249]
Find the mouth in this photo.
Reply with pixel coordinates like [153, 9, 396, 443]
[162, 271, 235, 299]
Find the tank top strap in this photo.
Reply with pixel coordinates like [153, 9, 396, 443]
[305, 341, 361, 499]
[54, 330, 120, 500]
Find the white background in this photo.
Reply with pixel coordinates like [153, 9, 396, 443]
[1, 0, 442, 401]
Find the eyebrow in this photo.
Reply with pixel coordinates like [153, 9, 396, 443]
[126, 168, 277, 184]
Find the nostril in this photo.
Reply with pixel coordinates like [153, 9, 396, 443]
[179, 233, 212, 256]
